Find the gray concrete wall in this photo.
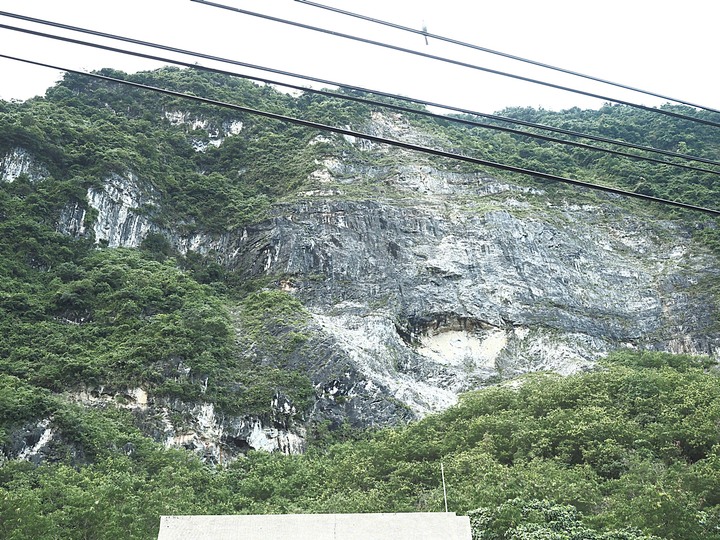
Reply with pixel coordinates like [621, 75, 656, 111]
[157, 512, 472, 540]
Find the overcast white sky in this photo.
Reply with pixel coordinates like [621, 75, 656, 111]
[0, 0, 718, 114]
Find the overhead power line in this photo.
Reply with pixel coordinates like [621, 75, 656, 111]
[2, 52, 719, 217]
[0, 25, 715, 176]
[477, 110, 720, 168]
[191, 0, 720, 130]
[0, 11, 717, 172]
[294, 0, 720, 116]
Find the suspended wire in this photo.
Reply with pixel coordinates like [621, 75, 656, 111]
[190, 0, 720, 129]
[477, 110, 720, 168]
[294, 0, 720, 116]
[0, 24, 715, 176]
[0, 12, 717, 172]
[2, 52, 718, 217]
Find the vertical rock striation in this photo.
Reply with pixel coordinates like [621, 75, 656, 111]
[0, 147, 49, 183]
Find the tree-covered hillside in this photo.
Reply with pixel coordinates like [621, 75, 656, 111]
[1, 67, 720, 539]
[2, 353, 720, 538]
[3, 67, 720, 232]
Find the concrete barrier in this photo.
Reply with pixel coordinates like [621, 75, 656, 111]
[157, 512, 472, 539]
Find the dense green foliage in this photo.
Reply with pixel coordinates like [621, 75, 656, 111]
[413, 104, 720, 211]
[2, 353, 720, 538]
[468, 499, 660, 539]
[2, 68, 720, 539]
[1, 68, 332, 233]
[0, 170, 311, 415]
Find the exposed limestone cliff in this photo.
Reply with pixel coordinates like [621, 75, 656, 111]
[205, 170, 718, 423]
[5, 387, 305, 465]
[86, 172, 156, 247]
[44, 113, 720, 453]
[0, 147, 48, 183]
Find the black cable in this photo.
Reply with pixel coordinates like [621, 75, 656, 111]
[0, 21, 714, 176]
[475, 110, 720, 168]
[395, 112, 720, 176]
[294, 0, 720, 116]
[0, 12, 717, 171]
[191, 0, 720, 129]
[2, 52, 719, 217]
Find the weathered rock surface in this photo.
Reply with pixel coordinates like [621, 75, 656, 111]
[0, 147, 49, 183]
[2, 387, 305, 465]
[211, 184, 718, 422]
[50, 125, 720, 440]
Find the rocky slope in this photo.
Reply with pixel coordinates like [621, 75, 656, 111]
[2, 101, 719, 462]
[203, 159, 719, 424]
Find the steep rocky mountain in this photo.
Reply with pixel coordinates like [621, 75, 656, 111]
[1, 68, 719, 465]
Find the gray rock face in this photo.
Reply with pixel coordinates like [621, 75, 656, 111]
[51, 124, 720, 433]
[0, 147, 48, 183]
[87, 172, 156, 247]
[163, 110, 244, 152]
[1, 387, 306, 464]
[56, 170, 158, 246]
[211, 181, 718, 422]
[56, 200, 87, 237]
[2, 418, 89, 467]
[131, 398, 306, 462]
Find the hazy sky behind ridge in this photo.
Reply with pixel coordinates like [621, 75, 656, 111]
[0, 0, 717, 114]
